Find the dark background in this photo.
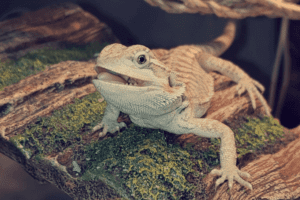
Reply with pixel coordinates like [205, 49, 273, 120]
[0, 0, 299, 199]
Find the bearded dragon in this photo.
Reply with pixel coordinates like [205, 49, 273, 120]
[91, 20, 271, 191]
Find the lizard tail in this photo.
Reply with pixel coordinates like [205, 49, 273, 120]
[197, 20, 236, 57]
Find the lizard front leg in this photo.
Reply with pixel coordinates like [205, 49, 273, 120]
[197, 52, 271, 116]
[163, 109, 252, 190]
[91, 103, 126, 137]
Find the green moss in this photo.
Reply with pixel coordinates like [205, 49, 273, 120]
[235, 116, 285, 158]
[0, 41, 109, 91]
[9, 134, 34, 159]
[83, 126, 196, 200]
[10, 92, 106, 157]
[9, 99, 284, 199]
[203, 116, 285, 162]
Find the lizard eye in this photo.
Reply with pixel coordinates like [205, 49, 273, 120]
[134, 51, 150, 67]
[137, 55, 146, 64]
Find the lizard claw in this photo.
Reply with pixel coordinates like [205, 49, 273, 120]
[236, 76, 271, 116]
[210, 166, 252, 191]
[99, 123, 108, 137]
[91, 120, 126, 138]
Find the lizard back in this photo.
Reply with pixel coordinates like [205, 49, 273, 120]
[156, 47, 214, 117]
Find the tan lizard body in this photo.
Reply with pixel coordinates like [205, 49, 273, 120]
[91, 20, 271, 191]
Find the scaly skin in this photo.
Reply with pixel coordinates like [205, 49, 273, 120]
[91, 20, 271, 191]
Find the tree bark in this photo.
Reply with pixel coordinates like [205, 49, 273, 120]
[0, 2, 119, 61]
[144, 0, 300, 20]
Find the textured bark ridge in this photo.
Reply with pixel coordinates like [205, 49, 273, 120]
[0, 2, 119, 61]
[1, 3, 300, 200]
[0, 60, 98, 136]
[144, 0, 300, 19]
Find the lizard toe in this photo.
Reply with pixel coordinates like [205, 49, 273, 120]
[210, 168, 222, 176]
[238, 170, 251, 179]
[210, 166, 252, 190]
[236, 83, 246, 96]
[92, 122, 103, 133]
[99, 124, 108, 137]
[234, 174, 253, 190]
[215, 174, 227, 188]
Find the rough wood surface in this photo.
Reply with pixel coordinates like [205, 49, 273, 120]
[0, 2, 119, 61]
[144, 0, 300, 19]
[1, 60, 299, 199]
[0, 60, 98, 137]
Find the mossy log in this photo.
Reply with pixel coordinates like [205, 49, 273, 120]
[0, 57, 299, 199]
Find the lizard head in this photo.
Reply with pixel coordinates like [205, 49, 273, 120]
[92, 43, 186, 115]
[93, 43, 171, 87]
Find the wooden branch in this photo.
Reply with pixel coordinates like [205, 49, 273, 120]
[0, 2, 119, 61]
[0, 60, 97, 136]
[1, 61, 299, 199]
[144, 0, 300, 19]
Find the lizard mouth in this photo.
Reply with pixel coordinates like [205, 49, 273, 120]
[95, 66, 144, 87]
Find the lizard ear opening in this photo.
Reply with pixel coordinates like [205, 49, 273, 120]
[133, 51, 150, 68]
